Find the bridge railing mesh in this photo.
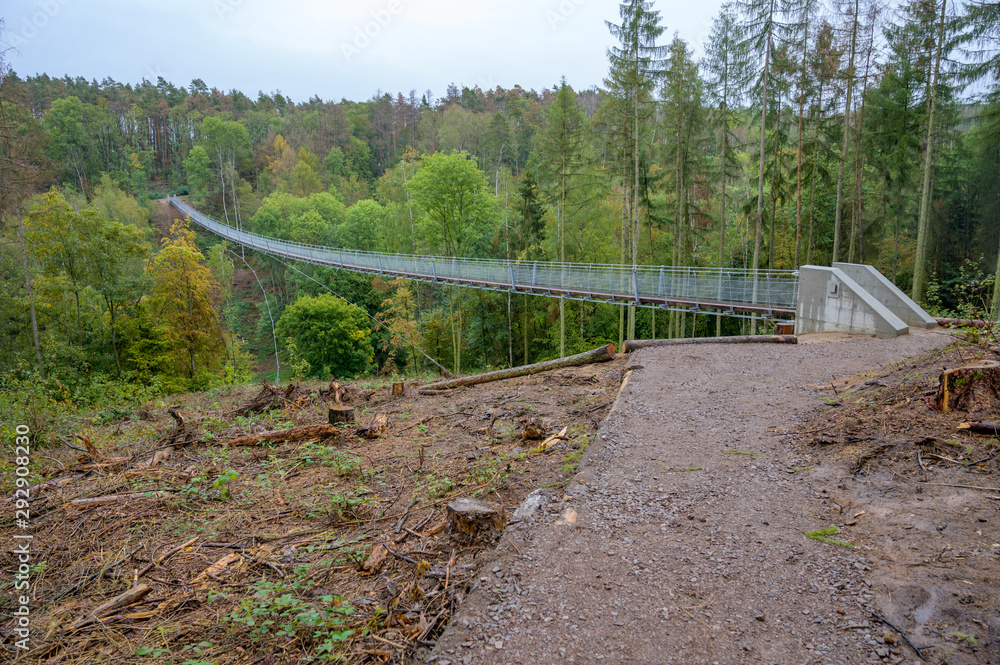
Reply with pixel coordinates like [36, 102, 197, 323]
[169, 197, 798, 313]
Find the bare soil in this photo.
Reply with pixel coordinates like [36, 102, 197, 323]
[0, 357, 626, 664]
[6, 329, 998, 665]
[428, 329, 998, 665]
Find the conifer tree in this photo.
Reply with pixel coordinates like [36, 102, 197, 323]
[604, 0, 668, 343]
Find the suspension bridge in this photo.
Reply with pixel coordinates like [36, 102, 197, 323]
[168, 196, 799, 321]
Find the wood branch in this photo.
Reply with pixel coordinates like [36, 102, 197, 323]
[192, 552, 245, 586]
[624, 335, 797, 352]
[167, 406, 184, 428]
[66, 491, 171, 509]
[66, 584, 153, 631]
[958, 421, 1000, 435]
[356, 412, 389, 439]
[226, 423, 339, 447]
[137, 536, 199, 579]
[538, 426, 569, 452]
[421, 343, 616, 392]
[76, 434, 100, 462]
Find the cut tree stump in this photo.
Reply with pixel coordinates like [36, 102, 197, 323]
[392, 382, 406, 398]
[934, 360, 1000, 414]
[327, 381, 355, 424]
[328, 406, 355, 424]
[447, 498, 505, 542]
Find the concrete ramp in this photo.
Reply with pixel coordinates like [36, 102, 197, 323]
[833, 262, 937, 329]
[795, 266, 910, 337]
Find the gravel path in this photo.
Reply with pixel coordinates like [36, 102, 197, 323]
[429, 331, 953, 665]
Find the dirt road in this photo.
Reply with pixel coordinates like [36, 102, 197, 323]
[429, 331, 967, 665]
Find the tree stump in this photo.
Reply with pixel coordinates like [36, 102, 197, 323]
[327, 381, 355, 424]
[934, 360, 1000, 414]
[446, 498, 504, 542]
[520, 419, 546, 440]
[328, 406, 355, 424]
[392, 382, 406, 398]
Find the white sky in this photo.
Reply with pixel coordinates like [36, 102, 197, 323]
[3, 0, 725, 102]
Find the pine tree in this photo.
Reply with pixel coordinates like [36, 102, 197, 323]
[537, 80, 588, 357]
[734, 0, 802, 329]
[912, 0, 951, 302]
[604, 0, 668, 343]
[704, 4, 746, 334]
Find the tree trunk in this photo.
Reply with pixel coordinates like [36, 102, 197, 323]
[17, 216, 44, 379]
[912, 0, 947, 303]
[795, 18, 809, 269]
[421, 343, 616, 392]
[227, 423, 341, 447]
[751, 0, 776, 335]
[624, 335, 797, 352]
[834, 0, 860, 264]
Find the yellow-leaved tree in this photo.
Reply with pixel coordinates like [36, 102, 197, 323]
[147, 217, 225, 387]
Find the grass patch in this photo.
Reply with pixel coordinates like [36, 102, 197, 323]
[560, 433, 589, 474]
[805, 525, 853, 547]
[724, 449, 763, 457]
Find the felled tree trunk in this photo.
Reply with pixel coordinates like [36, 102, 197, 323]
[934, 360, 1000, 414]
[447, 498, 504, 543]
[624, 335, 797, 352]
[421, 343, 616, 392]
[226, 424, 339, 447]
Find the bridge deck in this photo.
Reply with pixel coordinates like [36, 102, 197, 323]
[168, 196, 797, 318]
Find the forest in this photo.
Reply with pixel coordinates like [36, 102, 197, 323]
[1, 0, 999, 435]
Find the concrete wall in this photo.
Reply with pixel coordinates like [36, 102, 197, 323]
[833, 263, 937, 329]
[795, 266, 908, 337]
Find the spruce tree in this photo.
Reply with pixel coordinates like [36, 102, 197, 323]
[604, 0, 668, 342]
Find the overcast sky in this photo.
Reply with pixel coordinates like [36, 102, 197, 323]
[3, 0, 725, 103]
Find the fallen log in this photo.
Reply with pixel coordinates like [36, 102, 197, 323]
[958, 421, 1000, 435]
[935, 317, 992, 328]
[624, 335, 797, 352]
[420, 343, 616, 392]
[226, 423, 339, 447]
